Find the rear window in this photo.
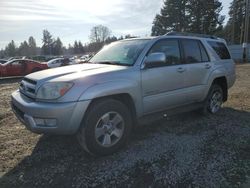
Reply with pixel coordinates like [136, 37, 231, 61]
[208, 41, 231, 59]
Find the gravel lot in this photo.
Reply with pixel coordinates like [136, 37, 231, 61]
[0, 64, 250, 188]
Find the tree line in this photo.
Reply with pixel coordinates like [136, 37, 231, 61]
[151, 0, 250, 44]
[0, 25, 136, 58]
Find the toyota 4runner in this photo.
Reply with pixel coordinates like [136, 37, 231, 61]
[11, 32, 236, 155]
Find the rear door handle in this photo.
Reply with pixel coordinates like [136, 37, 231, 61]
[177, 67, 185, 73]
[205, 64, 211, 69]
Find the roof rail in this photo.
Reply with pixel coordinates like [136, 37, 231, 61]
[165, 31, 219, 39]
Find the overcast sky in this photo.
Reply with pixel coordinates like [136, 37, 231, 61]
[0, 0, 232, 49]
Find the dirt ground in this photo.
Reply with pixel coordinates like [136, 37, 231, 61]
[0, 64, 249, 188]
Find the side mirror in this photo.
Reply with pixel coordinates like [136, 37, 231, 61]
[143, 53, 166, 69]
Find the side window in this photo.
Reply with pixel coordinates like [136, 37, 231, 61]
[208, 41, 231, 59]
[12, 61, 21, 65]
[52, 60, 58, 64]
[182, 39, 202, 63]
[148, 39, 181, 66]
[199, 42, 210, 62]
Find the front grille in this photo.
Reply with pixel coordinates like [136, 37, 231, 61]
[19, 77, 37, 99]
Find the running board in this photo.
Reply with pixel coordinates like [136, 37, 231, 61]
[138, 102, 204, 125]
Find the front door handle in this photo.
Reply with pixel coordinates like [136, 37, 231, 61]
[177, 67, 185, 73]
[205, 64, 211, 69]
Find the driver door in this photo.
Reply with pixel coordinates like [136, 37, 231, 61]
[6, 60, 24, 76]
[141, 39, 188, 114]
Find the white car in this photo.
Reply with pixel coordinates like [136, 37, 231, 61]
[47, 58, 65, 68]
[47, 58, 78, 68]
[80, 54, 91, 62]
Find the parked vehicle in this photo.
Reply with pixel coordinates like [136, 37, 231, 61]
[11, 32, 236, 155]
[80, 54, 91, 62]
[46, 58, 65, 68]
[0, 59, 7, 64]
[0, 59, 48, 77]
[47, 58, 77, 68]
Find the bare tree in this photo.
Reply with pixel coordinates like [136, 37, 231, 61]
[89, 25, 111, 43]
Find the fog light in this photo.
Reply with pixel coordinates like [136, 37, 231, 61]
[34, 118, 57, 127]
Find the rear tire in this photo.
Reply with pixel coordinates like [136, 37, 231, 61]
[202, 84, 224, 115]
[77, 99, 132, 156]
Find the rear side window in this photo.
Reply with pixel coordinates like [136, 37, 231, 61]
[199, 42, 210, 62]
[181, 39, 209, 63]
[208, 41, 231, 59]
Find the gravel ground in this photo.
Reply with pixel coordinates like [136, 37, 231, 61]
[0, 64, 250, 188]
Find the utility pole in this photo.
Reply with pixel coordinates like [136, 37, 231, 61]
[243, 0, 250, 63]
[232, 1, 236, 44]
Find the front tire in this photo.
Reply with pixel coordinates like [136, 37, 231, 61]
[202, 84, 224, 114]
[77, 99, 132, 156]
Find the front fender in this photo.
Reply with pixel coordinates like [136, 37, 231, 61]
[78, 80, 143, 116]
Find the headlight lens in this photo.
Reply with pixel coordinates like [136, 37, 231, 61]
[36, 82, 74, 100]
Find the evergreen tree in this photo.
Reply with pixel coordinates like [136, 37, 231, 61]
[28, 36, 37, 55]
[151, 0, 189, 36]
[0, 49, 5, 58]
[41, 30, 53, 55]
[68, 44, 74, 55]
[73, 40, 79, 54]
[5, 40, 17, 57]
[224, 0, 249, 44]
[53, 37, 63, 55]
[18, 41, 29, 56]
[118, 36, 124, 40]
[78, 41, 85, 54]
[151, 0, 224, 36]
[105, 36, 118, 44]
[187, 0, 224, 34]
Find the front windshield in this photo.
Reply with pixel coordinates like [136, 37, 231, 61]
[89, 39, 150, 66]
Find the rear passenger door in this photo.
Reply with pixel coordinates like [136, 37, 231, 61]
[180, 39, 212, 102]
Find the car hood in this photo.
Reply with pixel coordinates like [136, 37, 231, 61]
[26, 63, 129, 83]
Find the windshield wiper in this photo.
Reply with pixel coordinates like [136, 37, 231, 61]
[89, 61, 132, 66]
[94, 61, 121, 65]
[93, 61, 131, 65]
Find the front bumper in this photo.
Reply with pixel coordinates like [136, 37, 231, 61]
[11, 90, 90, 135]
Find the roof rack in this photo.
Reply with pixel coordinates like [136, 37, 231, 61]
[165, 31, 219, 39]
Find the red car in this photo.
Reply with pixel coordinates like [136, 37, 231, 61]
[0, 59, 48, 77]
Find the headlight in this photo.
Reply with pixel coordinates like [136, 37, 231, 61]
[36, 82, 74, 100]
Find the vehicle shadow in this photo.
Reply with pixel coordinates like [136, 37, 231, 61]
[1, 107, 250, 187]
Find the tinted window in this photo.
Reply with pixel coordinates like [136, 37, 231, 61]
[148, 39, 181, 65]
[199, 42, 210, 62]
[182, 39, 202, 63]
[208, 41, 231, 59]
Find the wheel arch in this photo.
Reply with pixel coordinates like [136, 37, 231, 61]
[83, 93, 138, 128]
[211, 76, 228, 102]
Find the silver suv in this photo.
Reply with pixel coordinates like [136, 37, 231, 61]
[11, 32, 236, 155]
